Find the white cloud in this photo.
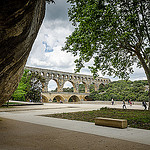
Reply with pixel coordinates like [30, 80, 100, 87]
[26, 15, 76, 72]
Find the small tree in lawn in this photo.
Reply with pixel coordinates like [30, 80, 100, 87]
[27, 72, 45, 102]
[12, 70, 45, 102]
[62, 0, 150, 110]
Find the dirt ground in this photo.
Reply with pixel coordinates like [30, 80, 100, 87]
[0, 118, 150, 150]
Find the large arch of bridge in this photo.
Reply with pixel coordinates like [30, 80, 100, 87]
[52, 95, 65, 102]
[79, 81, 88, 93]
[48, 79, 59, 92]
[89, 82, 97, 92]
[41, 94, 49, 103]
[68, 95, 80, 102]
[63, 80, 75, 92]
[99, 83, 105, 91]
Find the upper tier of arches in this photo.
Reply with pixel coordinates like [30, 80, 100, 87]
[25, 66, 111, 93]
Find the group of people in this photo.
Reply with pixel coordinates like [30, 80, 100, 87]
[111, 98, 147, 110]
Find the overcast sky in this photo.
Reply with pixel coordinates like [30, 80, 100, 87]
[26, 0, 146, 90]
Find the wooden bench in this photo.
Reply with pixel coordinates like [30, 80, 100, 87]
[95, 117, 127, 129]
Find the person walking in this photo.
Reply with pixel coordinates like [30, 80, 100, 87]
[111, 99, 114, 105]
[129, 99, 132, 106]
[142, 101, 147, 110]
[123, 100, 126, 109]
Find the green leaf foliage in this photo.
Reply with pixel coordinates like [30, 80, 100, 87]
[12, 70, 45, 102]
[89, 80, 149, 101]
[12, 69, 31, 101]
[26, 72, 45, 102]
[63, 0, 150, 83]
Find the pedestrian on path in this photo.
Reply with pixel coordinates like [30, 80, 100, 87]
[129, 99, 132, 106]
[123, 100, 126, 109]
[142, 101, 147, 110]
[111, 99, 114, 105]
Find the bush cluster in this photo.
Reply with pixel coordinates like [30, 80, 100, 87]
[89, 80, 148, 101]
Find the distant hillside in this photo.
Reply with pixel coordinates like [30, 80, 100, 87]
[89, 80, 149, 102]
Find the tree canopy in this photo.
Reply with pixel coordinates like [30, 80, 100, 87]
[89, 80, 149, 102]
[62, 0, 150, 107]
[12, 69, 31, 101]
[12, 70, 45, 102]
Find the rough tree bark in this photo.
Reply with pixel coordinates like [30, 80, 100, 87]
[0, 0, 46, 106]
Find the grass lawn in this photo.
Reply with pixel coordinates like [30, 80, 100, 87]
[0, 102, 23, 108]
[43, 107, 150, 130]
[5, 102, 22, 105]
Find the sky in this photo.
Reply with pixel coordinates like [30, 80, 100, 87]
[26, 0, 146, 90]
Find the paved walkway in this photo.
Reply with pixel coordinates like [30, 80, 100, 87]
[0, 103, 150, 145]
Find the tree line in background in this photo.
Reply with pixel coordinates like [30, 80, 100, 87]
[11, 69, 45, 102]
[89, 80, 149, 102]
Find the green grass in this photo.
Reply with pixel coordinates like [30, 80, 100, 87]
[43, 107, 150, 130]
[0, 102, 22, 108]
[4, 102, 22, 105]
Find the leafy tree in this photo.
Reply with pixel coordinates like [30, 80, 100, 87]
[89, 80, 148, 101]
[27, 72, 45, 102]
[12, 70, 45, 102]
[51, 88, 57, 92]
[12, 69, 31, 101]
[79, 84, 85, 93]
[63, 87, 73, 92]
[63, 0, 150, 109]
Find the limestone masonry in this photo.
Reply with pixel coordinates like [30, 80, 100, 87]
[25, 66, 111, 102]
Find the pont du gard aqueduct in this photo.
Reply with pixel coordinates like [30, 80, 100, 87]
[25, 66, 111, 103]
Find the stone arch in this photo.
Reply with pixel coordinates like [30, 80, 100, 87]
[35, 71, 39, 75]
[89, 82, 96, 92]
[69, 75, 73, 80]
[53, 95, 65, 102]
[51, 73, 55, 79]
[61, 74, 65, 79]
[79, 81, 88, 93]
[68, 95, 80, 102]
[85, 95, 94, 101]
[57, 74, 60, 78]
[48, 79, 59, 92]
[84, 77, 88, 81]
[99, 83, 105, 87]
[65, 75, 68, 79]
[63, 80, 75, 92]
[46, 72, 50, 77]
[41, 94, 49, 103]
[41, 72, 44, 76]
[74, 76, 76, 80]
[99, 83, 105, 92]
[91, 82, 99, 91]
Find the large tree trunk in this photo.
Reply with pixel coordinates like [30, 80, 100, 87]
[136, 49, 150, 111]
[148, 87, 150, 111]
[0, 0, 45, 106]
